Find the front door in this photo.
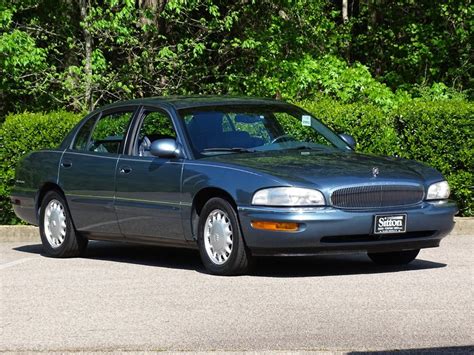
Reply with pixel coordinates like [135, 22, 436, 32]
[60, 108, 136, 237]
[115, 108, 184, 241]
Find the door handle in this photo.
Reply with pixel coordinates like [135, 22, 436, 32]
[119, 165, 132, 174]
[61, 159, 72, 168]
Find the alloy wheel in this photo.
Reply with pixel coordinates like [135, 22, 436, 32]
[203, 209, 233, 265]
[43, 199, 67, 248]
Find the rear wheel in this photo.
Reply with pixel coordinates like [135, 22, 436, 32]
[39, 190, 88, 257]
[368, 249, 420, 265]
[197, 197, 251, 275]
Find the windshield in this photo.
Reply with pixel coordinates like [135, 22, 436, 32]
[178, 104, 350, 158]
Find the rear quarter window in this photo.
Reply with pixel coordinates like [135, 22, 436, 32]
[73, 115, 97, 151]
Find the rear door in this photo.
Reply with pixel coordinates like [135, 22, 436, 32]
[59, 107, 137, 238]
[114, 106, 185, 241]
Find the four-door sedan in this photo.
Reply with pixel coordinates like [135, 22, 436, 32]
[11, 96, 457, 275]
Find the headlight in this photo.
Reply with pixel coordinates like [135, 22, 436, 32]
[252, 187, 325, 206]
[426, 181, 450, 200]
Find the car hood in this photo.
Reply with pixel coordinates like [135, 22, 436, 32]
[202, 149, 441, 190]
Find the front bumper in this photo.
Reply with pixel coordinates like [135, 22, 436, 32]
[238, 201, 457, 256]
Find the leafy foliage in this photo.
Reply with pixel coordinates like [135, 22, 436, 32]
[350, 0, 473, 94]
[1, 0, 471, 116]
[241, 55, 402, 110]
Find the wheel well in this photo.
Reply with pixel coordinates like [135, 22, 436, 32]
[36, 182, 65, 214]
[192, 187, 237, 216]
[191, 187, 237, 238]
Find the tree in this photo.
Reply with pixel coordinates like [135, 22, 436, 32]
[0, 0, 471, 118]
[79, 0, 93, 110]
[342, 0, 349, 23]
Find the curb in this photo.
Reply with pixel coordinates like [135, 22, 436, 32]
[0, 225, 40, 241]
[452, 217, 474, 236]
[1, 217, 473, 242]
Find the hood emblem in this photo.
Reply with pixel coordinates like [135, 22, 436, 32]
[372, 167, 379, 177]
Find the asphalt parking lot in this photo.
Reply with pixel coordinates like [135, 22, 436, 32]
[1, 231, 473, 353]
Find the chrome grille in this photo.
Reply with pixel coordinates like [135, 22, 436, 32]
[331, 185, 424, 208]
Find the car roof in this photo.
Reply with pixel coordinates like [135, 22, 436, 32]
[98, 95, 291, 111]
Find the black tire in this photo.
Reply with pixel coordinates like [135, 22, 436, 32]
[39, 190, 88, 257]
[368, 249, 420, 265]
[197, 197, 251, 275]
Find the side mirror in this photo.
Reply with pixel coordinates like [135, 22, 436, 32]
[150, 139, 180, 158]
[338, 133, 356, 150]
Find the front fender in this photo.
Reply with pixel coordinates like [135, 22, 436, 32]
[182, 161, 289, 205]
[180, 160, 290, 241]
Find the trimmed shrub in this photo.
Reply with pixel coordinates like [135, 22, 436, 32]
[393, 100, 473, 216]
[0, 111, 82, 224]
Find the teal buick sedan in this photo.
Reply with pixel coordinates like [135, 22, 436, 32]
[11, 96, 457, 275]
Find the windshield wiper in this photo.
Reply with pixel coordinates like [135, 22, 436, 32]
[280, 145, 333, 152]
[284, 145, 316, 150]
[202, 147, 256, 153]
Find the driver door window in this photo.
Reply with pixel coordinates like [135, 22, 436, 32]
[135, 110, 177, 156]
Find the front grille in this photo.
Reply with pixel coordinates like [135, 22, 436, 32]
[331, 185, 424, 209]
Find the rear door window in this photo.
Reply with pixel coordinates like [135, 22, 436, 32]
[73, 110, 135, 154]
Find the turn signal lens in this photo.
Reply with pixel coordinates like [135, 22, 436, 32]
[251, 221, 300, 232]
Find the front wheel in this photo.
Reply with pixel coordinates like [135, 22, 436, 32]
[368, 249, 420, 265]
[39, 190, 88, 257]
[197, 197, 251, 275]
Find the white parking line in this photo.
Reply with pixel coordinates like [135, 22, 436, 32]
[0, 257, 37, 270]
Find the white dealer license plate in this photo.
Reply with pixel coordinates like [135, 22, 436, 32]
[374, 214, 407, 234]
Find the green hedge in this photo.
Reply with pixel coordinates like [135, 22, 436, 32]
[299, 99, 473, 216]
[0, 111, 82, 224]
[0, 100, 472, 224]
[393, 100, 473, 216]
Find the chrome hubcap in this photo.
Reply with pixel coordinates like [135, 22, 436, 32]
[204, 209, 233, 265]
[44, 199, 67, 248]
